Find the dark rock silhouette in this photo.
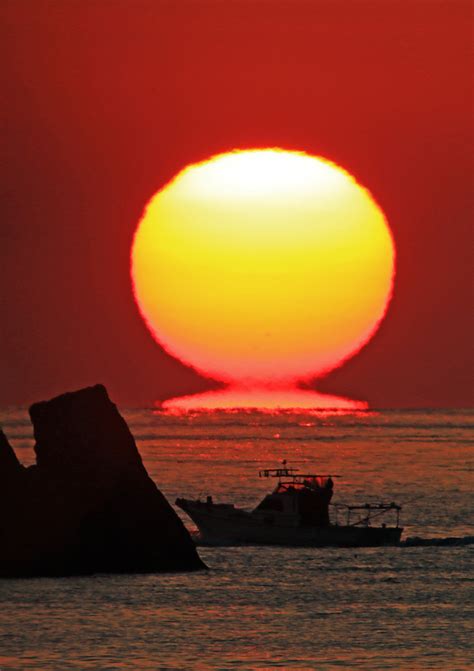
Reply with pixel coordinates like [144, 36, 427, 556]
[0, 385, 205, 577]
[0, 428, 23, 479]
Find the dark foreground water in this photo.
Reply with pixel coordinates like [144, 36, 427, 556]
[0, 408, 473, 670]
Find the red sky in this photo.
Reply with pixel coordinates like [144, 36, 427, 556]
[1, 0, 473, 407]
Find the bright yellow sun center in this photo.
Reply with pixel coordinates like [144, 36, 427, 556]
[131, 149, 395, 388]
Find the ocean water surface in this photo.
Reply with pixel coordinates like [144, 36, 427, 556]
[0, 408, 472, 670]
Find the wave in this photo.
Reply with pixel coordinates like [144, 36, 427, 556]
[190, 531, 474, 549]
[132, 433, 472, 445]
[147, 420, 474, 431]
[401, 535, 474, 547]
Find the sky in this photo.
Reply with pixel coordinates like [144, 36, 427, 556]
[1, 0, 473, 408]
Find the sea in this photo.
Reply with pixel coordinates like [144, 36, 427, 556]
[0, 407, 472, 671]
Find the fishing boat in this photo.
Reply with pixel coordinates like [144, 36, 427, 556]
[176, 464, 403, 547]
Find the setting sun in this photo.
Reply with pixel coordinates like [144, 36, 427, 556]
[131, 149, 395, 408]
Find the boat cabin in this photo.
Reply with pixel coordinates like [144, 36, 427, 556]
[255, 466, 338, 526]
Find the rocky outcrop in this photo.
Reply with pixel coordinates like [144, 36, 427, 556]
[0, 429, 23, 480]
[0, 385, 205, 577]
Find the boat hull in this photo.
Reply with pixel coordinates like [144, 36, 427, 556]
[176, 499, 403, 547]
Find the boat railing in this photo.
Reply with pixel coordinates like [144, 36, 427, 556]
[331, 502, 402, 528]
[259, 467, 299, 479]
[259, 468, 341, 482]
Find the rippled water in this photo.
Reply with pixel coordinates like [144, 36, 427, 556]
[0, 408, 473, 670]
